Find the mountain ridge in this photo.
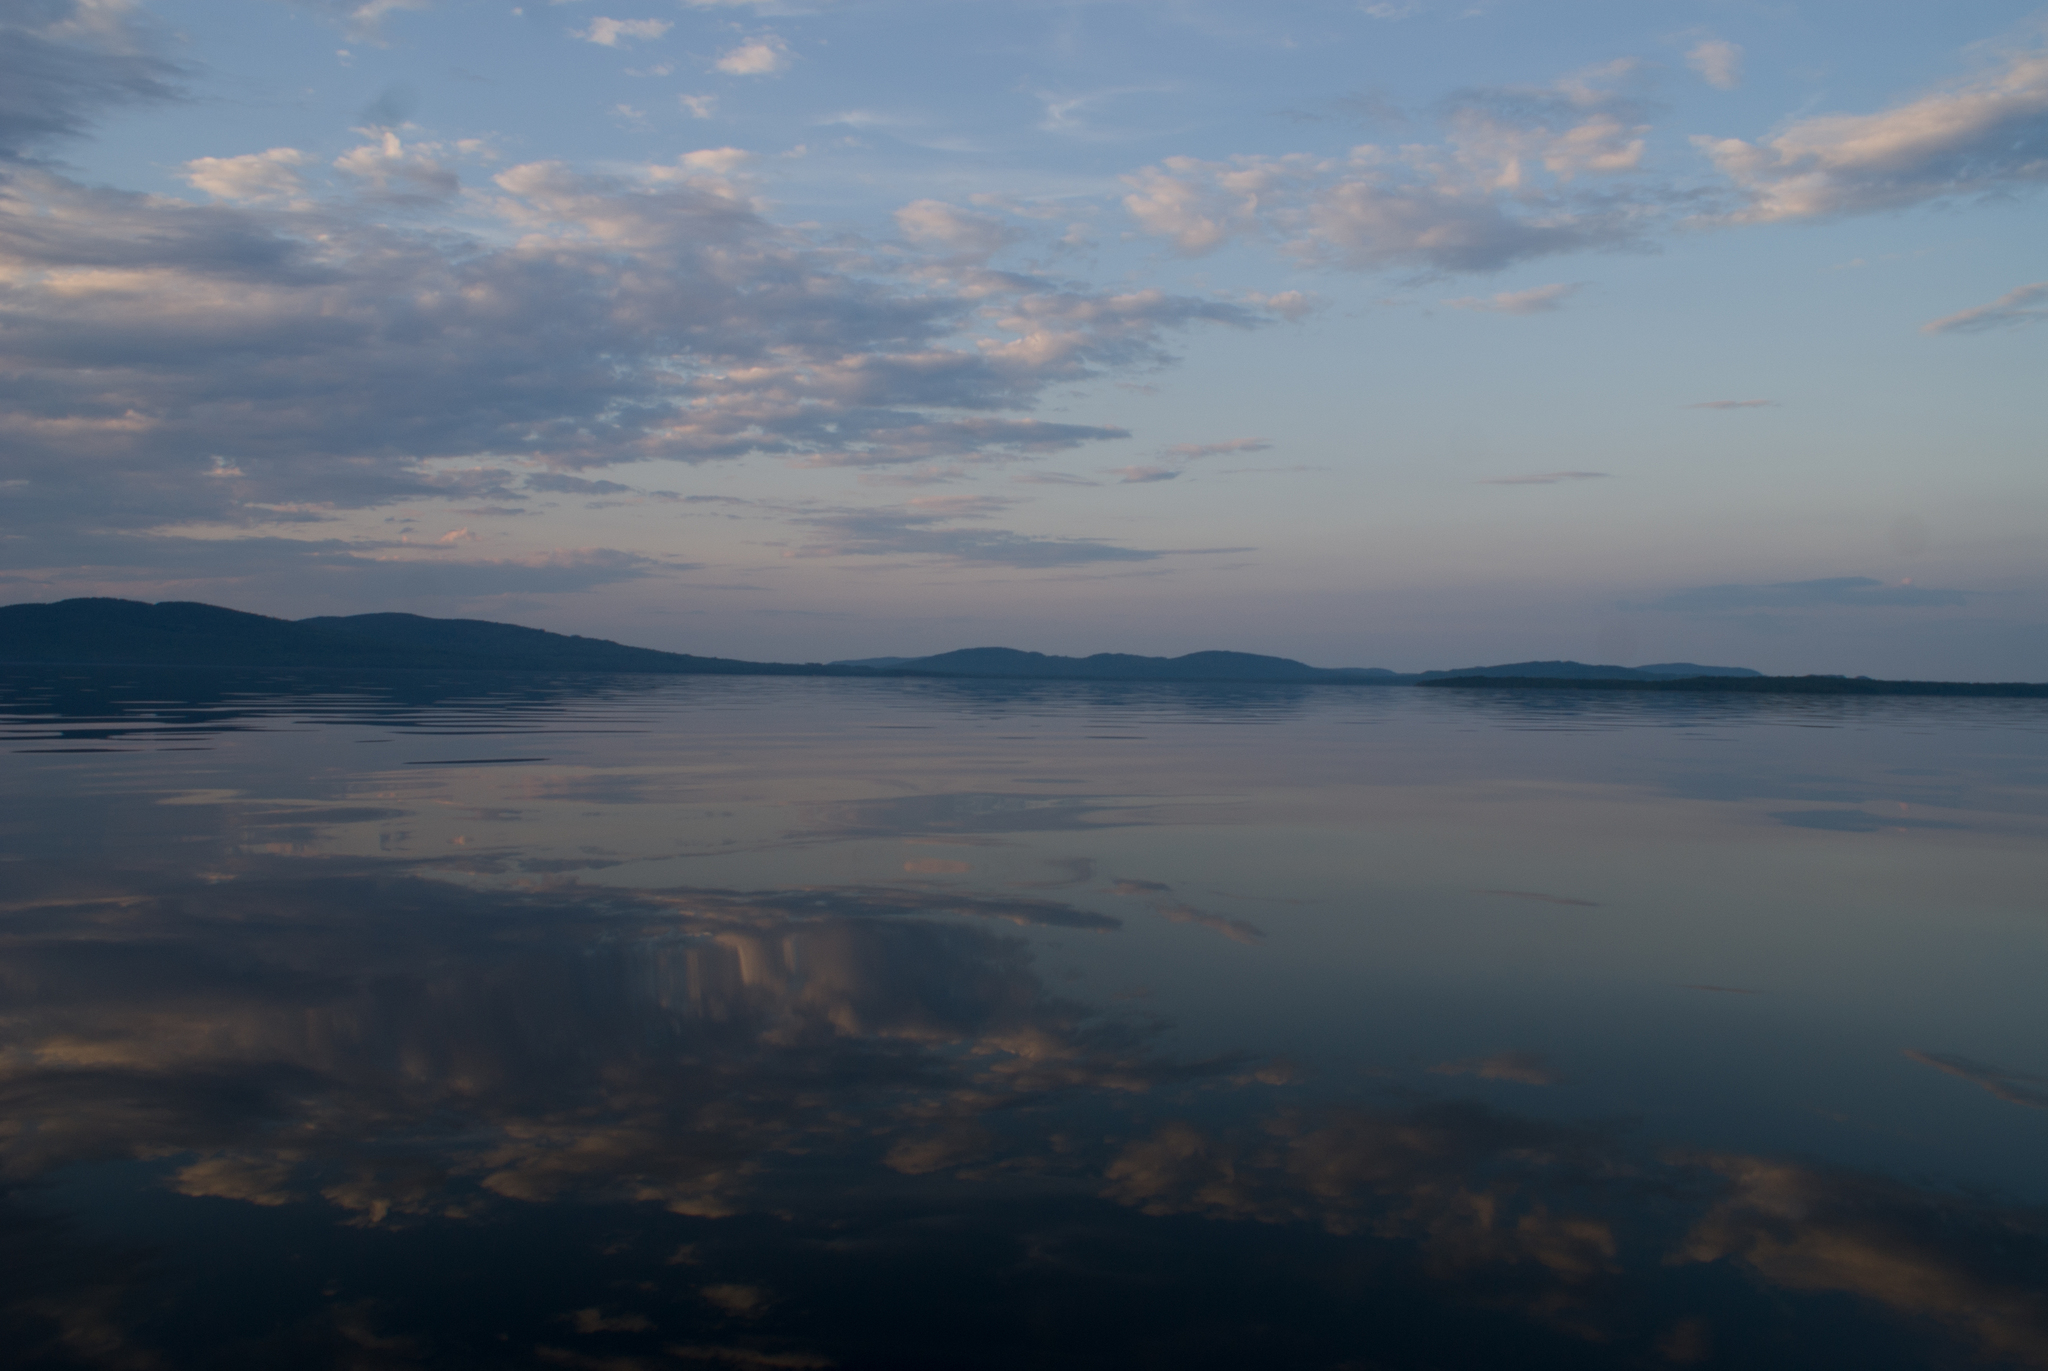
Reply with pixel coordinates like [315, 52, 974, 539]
[10, 599, 2029, 695]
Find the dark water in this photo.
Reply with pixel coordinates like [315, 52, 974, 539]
[4, 666, 2047, 1369]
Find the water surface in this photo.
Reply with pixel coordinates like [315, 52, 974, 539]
[4, 668, 2047, 1368]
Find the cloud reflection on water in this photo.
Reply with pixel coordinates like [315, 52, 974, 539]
[3, 862, 2048, 1367]
[7, 672, 2048, 1367]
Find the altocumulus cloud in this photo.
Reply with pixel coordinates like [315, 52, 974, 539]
[1122, 37, 2048, 274]
[1122, 62, 1661, 273]
[0, 1, 1267, 589]
[1695, 41, 2048, 223]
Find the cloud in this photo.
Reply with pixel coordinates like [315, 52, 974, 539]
[903, 858, 970, 874]
[1687, 39, 1743, 91]
[1122, 39, 2046, 281]
[331, 129, 459, 200]
[679, 93, 718, 119]
[286, 0, 432, 43]
[1108, 437, 1271, 485]
[1685, 398, 1776, 409]
[579, 16, 672, 47]
[1637, 576, 1970, 611]
[1011, 472, 1100, 487]
[525, 473, 637, 496]
[1445, 282, 1579, 313]
[1159, 439, 1271, 459]
[1695, 42, 2048, 222]
[1904, 1050, 2048, 1108]
[0, 0, 182, 160]
[1429, 1051, 1560, 1085]
[716, 35, 791, 75]
[894, 199, 1018, 258]
[0, 528, 685, 603]
[183, 147, 311, 205]
[1921, 281, 2048, 334]
[1241, 289, 1315, 320]
[1123, 66, 1657, 274]
[1479, 471, 1608, 485]
[0, 110, 1254, 571]
[792, 498, 1168, 567]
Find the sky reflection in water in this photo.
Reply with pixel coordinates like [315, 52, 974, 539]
[3, 669, 2047, 1369]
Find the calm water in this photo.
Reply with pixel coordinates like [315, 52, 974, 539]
[4, 667, 2047, 1369]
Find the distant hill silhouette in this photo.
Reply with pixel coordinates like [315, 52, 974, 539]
[848, 646, 1408, 683]
[12, 598, 2016, 695]
[1635, 662, 1763, 678]
[1414, 660, 1761, 681]
[0, 599, 860, 676]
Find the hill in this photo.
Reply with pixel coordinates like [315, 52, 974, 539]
[851, 646, 1408, 683]
[1415, 660, 1761, 681]
[0, 599, 1815, 688]
[0, 599, 859, 676]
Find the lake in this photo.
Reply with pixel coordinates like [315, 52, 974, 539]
[4, 668, 2046, 1369]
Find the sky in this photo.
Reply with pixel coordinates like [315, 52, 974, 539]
[2, 0, 2044, 675]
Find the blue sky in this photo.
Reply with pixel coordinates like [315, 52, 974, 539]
[3, 0, 2044, 674]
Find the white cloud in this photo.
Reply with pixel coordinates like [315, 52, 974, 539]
[1921, 281, 2048, 334]
[716, 35, 790, 75]
[1123, 42, 2048, 280]
[669, 146, 752, 176]
[1242, 290, 1315, 320]
[679, 93, 718, 119]
[0, 129, 1262, 560]
[893, 200, 1017, 258]
[1688, 39, 1743, 91]
[1445, 282, 1579, 314]
[1122, 66, 1655, 274]
[1122, 153, 1319, 255]
[332, 130, 459, 199]
[1695, 43, 2048, 222]
[579, 16, 672, 47]
[183, 148, 311, 205]
[289, 0, 432, 43]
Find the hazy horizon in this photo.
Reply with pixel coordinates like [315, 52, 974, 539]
[3, 1, 2044, 677]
